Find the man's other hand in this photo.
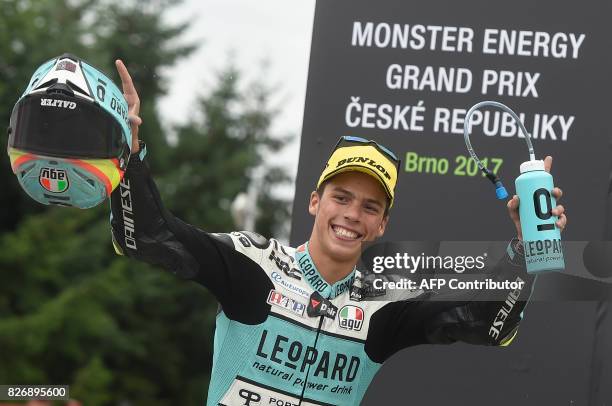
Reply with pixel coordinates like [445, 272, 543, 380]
[507, 156, 567, 241]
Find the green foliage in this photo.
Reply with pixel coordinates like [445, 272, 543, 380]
[162, 67, 293, 234]
[0, 209, 217, 403]
[89, 0, 197, 173]
[256, 166, 293, 239]
[0, 0, 195, 230]
[0, 0, 96, 230]
[71, 356, 113, 405]
[0, 0, 293, 404]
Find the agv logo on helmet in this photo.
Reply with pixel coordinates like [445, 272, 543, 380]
[39, 167, 69, 193]
[7, 53, 133, 209]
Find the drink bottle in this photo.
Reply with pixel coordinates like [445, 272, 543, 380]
[463, 101, 564, 274]
[515, 160, 564, 273]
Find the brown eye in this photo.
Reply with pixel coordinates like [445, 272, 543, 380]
[335, 195, 348, 203]
[365, 205, 379, 214]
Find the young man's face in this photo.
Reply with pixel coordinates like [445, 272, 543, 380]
[309, 171, 389, 262]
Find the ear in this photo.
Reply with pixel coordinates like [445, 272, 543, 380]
[377, 214, 389, 238]
[308, 191, 320, 216]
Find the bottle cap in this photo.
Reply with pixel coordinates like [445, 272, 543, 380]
[520, 160, 545, 173]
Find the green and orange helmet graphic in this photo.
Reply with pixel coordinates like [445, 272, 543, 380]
[7, 54, 132, 208]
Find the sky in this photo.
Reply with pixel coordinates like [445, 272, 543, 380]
[158, 0, 316, 199]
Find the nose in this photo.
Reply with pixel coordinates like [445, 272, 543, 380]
[343, 201, 362, 223]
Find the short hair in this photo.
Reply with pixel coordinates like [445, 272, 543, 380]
[316, 179, 390, 218]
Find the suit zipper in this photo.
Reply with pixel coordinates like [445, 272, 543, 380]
[298, 315, 325, 406]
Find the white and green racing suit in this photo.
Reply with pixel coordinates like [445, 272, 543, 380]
[110, 149, 534, 405]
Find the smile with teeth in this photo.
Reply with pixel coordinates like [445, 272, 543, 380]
[332, 225, 362, 240]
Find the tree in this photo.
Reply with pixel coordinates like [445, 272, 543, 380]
[89, 0, 196, 173]
[163, 65, 293, 236]
[0, 0, 96, 231]
[0, 1, 294, 404]
[0, 0, 195, 231]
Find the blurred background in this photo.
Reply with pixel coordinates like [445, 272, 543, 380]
[0, 0, 314, 404]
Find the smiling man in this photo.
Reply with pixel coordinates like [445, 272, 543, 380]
[306, 136, 396, 288]
[110, 60, 567, 405]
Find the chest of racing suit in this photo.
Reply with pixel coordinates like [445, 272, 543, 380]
[110, 151, 534, 406]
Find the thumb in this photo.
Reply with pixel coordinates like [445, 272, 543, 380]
[507, 194, 519, 209]
[129, 114, 142, 126]
[507, 195, 523, 239]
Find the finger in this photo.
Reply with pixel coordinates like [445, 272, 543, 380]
[552, 204, 564, 216]
[507, 195, 519, 210]
[544, 156, 553, 173]
[507, 195, 520, 222]
[128, 114, 142, 126]
[115, 59, 136, 96]
[507, 195, 522, 238]
[552, 187, 563, 200]
[556, 213, 567, 230]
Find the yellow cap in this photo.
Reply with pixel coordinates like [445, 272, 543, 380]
[317, 143, 399, 207]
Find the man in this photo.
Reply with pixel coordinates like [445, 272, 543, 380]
[110, 60, 567, 405]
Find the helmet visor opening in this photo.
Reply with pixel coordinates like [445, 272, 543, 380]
[8, 93, 127, 159]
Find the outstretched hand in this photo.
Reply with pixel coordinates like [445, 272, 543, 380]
[115, 59, 142, 153]
[506, 156, 567, 241]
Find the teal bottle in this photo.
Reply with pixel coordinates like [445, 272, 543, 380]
[515, 160, 565, 273]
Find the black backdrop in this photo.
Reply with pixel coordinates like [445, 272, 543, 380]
[290, 0, 612, 404]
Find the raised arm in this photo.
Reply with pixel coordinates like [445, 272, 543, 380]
[109, 60, 272, 323]
[365, 241, 536, 362]
[365, 157, 566, 361]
